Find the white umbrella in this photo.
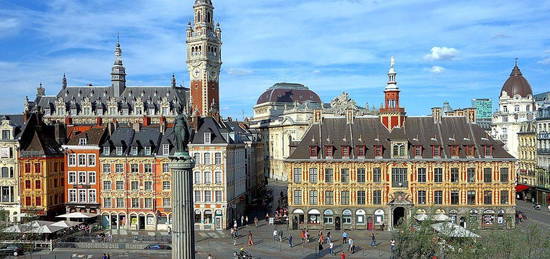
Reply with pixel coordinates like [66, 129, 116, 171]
[431, 222, 480, 238]
[28, 225, 64, 234]
[431, 214, 450, 221]
[2, 225, 23, 233]
[50, 220, 82, 228]
[56, 212, 97, 219]
[414, 214, 429, 221]
[23, 220, 55, 228]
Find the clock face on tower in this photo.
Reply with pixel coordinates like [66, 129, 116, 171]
[209, 70, 217, 80]
[193, 68, 201, 79]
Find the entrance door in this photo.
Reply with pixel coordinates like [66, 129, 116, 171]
[335, 217, 341, 230]
[215, 216, 222, 230]
[292, 216, 298, 230]
[139, 215, 146, 230]
[393, 207, 405, 227]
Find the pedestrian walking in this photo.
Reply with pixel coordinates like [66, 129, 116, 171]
[305, 229, 310, 243]
[234, 220, 238, 229]
[279, 229, 284, 242]
[246, 216, 249, 224]
[390, 238, 396, 252]
[288, 234, 293, 247]
[241, 216, 245, 226]
[107, 254, 110, 259]
[340, 252, 346, 259]
[247, 231, 254, 246]
[348, 237, 354, 254]
[273, 229, 278, 242]
[342, 231, 348, 244]
[300, 230, 305, 244]
[318, 241, 324, 255]
[371, 232, 376, 246]
[319, 232, 324, 244]
[207, 254, 213, 259]
[265, 213, 269, 222]
[254, 216, 259, 227]
[102, 254, 107, 259]
[329, 241, 334, 255]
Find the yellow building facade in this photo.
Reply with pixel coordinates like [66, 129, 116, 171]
[518, 121, 537, 186]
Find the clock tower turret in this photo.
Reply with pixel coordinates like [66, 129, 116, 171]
[187, 0, 222, 117]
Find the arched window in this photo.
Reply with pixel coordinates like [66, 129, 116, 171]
[197, 11, 201, 22]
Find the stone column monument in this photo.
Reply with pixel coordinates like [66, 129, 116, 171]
[170, 113, 196, 259]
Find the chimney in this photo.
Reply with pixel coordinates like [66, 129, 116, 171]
[432, 107, 442, 124]
[133, 122, 141, 132]
[142, 116, 150, 127]
[466, 108, 477, 123]
[346, 109, 354, 125]
[313, 109, 322, 124]
[96, 117, 103, 126]
[64, 116, 73, 125]
[54, 122, 66, 145]
[191, 114, 200, 130]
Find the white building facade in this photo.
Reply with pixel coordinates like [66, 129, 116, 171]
[492, 63, 536, 158]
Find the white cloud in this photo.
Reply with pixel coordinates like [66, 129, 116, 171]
[0, 18, 19, 34]
[429, 65, 445, 73]
[424, 47, 459, 61]
[538, 58, 550, 65]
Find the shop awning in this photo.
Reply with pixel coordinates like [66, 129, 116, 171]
[515, 184, 530, 192]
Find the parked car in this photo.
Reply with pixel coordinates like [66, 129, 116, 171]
[144, 244, 172, 250]
[0, 244, 24, 256]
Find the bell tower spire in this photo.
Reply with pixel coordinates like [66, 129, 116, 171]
[187, 0, 222, 117]
[379, 56, 406, 130]
[111, 36, 126, 97]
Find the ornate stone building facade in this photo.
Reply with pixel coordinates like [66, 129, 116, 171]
[25, 41, 189, 125]
[187, 0, 222, 117]
[286, 58, 516, 231]
[491, 61, 536, 158]
[535, 106, 550, 205]
[251, 83, 376, 181]
[517, 121, 537, 186]
[0, 115, 24, 222]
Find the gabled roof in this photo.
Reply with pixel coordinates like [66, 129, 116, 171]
[66, 127, 106, 146]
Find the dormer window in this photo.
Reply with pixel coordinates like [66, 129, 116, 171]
[131, 147, 138, 156]
[465, 145, 475, 157]
[103, 147, 110, 156]
[374, 145, 383, 158]
[449, 145, 460, 157]
[391, 142, 407, 158]
[79, 138, 87, 145]
[341, 146, 350, 158]
[414, 145, 422, 157]
[145, 147, 152, 156]
[116, 147, 123, 156]
[324, 146, 334, 158]
[356, 145, 366, 158]
[309, 146, 318, 158]
[163, 144, 170, 156]
[483, 145, 493, 157]
[204, 133, 211, 144]
[432, 145, 441, 158]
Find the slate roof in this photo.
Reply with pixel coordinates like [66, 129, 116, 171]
[19, 113, 63, 157]
[66, 127, 106, 146]
[32, 85, 188, 115]
[0, 114, 26, 138]
[101, 127, 135, 156]
[288, 116, 514, 160]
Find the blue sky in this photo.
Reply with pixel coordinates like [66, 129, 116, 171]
[0, 0, 549, 119]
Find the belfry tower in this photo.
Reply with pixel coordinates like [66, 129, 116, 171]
[379, 57, 406, 130]
[187, 0, 222, 117]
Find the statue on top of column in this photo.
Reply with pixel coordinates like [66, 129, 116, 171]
[174, 113, 191, 157]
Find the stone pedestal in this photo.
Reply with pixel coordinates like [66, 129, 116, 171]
[170, 155, 196, 259]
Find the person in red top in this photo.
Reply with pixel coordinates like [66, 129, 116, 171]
[340, 252, 346, 259]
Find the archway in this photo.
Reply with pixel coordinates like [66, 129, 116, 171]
[393, 207, 405, 227]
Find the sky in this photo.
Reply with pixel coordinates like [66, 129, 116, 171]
[0, 0, 549, 119]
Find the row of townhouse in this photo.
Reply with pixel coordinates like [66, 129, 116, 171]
[0, 112, 265, 231]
